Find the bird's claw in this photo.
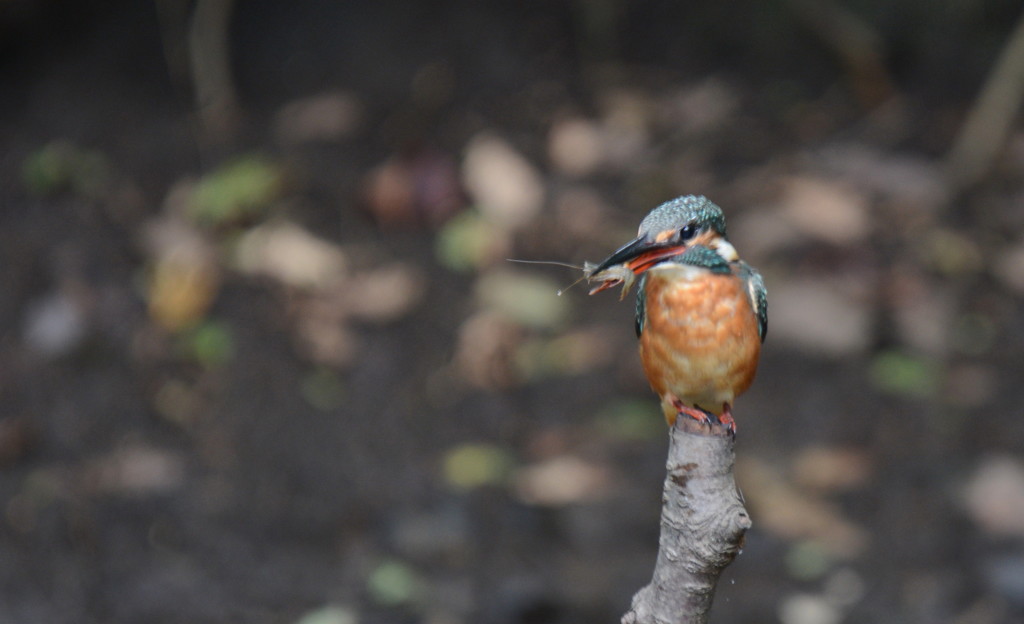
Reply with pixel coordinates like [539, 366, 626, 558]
[715, 413, 736, 437]
[672, 399, 736, 437]
[716, 404, 737, 437]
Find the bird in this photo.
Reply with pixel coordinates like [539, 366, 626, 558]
[588, 195, 767, 432]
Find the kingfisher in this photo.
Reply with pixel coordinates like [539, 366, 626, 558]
[588, 195, 767, 433]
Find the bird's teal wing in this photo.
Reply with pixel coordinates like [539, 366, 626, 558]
[634, 273, 647, 338]
[737, 261, 767, 342]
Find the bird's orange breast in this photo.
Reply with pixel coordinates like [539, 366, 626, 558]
[639, 266, 761, 416]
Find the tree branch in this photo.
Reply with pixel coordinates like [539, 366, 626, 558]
[945, 7, 1024, 192]
[622, 418, 751, 624]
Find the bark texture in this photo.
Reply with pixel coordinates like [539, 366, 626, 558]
[621, 417, 750, 624]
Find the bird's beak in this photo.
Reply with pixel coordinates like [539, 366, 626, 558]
[590, 235, 686, 275]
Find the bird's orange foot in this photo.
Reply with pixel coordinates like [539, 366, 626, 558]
[717, 403, 737, 436]
[671, 398, 714, 427]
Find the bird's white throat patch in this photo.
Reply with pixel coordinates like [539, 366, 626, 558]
[712, 240, 738, 262]
[647, 263, 707, 281]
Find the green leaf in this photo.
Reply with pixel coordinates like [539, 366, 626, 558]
[952, 313, 996, 356]
[366, 559, 422, 606]
[301, 368, 347, 411]
[784, 540, 834, 581]
[442, 443, 514, 490]
[189, 156, 284, 226]
[594, 399, 663, 440]
[181, 320, 234, 368]
[476, 270, 568, 329]
[869, 350, 938, 398]
[294, 605, 358, 624]
[22, 141, 110, 198]
[434, 210, 505, 272]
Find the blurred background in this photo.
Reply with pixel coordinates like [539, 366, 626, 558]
[3, 0, 1024, 622]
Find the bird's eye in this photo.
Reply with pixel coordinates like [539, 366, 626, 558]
[678, 224, 698, 241]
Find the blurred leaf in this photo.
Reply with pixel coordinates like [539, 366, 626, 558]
[994, 242, 1024, 294]
[868, 350, 938, 398]
[294, 605, 358, 624]
[90, 444, 186, 495]
[514, 339, 566, 379]
[148, 256, 220, 331]
[345, 263, 426, 323]
[784, 540, 835, 581]
[153, 379, 202, 427]
[434, 210, 507, 272]
[189, 156, 284, 226]
[234, 220, 348, 289]
[23, 468, 64, 504]
[513, 456, 614, 506]
[476, 270, 568, 329]
[442, 443, 514, 490]
[362, 146, 463, 228]
[964, 455, 1024, 538]
[366, 559, 423, 606]
[952, 313, 997, 356]
[922, 229, 983, 276]
[768, 278, 871, 357]
[594, 399, 663, 440]
[452, 312, 523, 390]
[736, 456, 869, 558]
[791, 446, 873, 493]
[548, 117, 603, 177]
[462, 132, 544, 229]
[22, 291, 87, 358]
[779, 176, 869, 245]
[301, 368, 347, 411]
[778, 593, 841, 624]
[514, 328, 615, 380]
[22, 140, 110, 198]
[179, 320, 234, 367]
[274, 90, 363, 145]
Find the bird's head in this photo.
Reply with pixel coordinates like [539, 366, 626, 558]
[590, 195, 737, 276]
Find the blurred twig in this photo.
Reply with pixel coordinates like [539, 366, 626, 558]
[156, 0, 240, 143]
[621, 419, 750, 624]
[188, 0, 239, 141]
[785, 0, 894, 108]
[945, 8, 1024, 192]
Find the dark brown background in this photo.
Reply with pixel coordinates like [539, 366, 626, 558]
[3, 1, 1024, 622]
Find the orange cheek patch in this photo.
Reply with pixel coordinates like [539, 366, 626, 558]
[691, 231, 718, 248]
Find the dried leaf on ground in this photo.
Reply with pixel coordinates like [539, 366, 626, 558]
[779, 176, 870, 246]
[343, 263, 425, 323]
[362, 147, 463, 228]
[737, 456, 869, 558]
[963, 455, 1024, 538]
[548, 118, 603, 177]
[234, 219, 349, 289]
[273, 90, 363, 144]
[791, 446, 874, 493]
[513, 456, 616, 506]
[22, 290, 88, 357]
[86, 445, 186, 496]
[143, 215, 220, 331]
[462, 133, 544, 229]
[768, 277, 872, 356]
[453, 312, 524, 389]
